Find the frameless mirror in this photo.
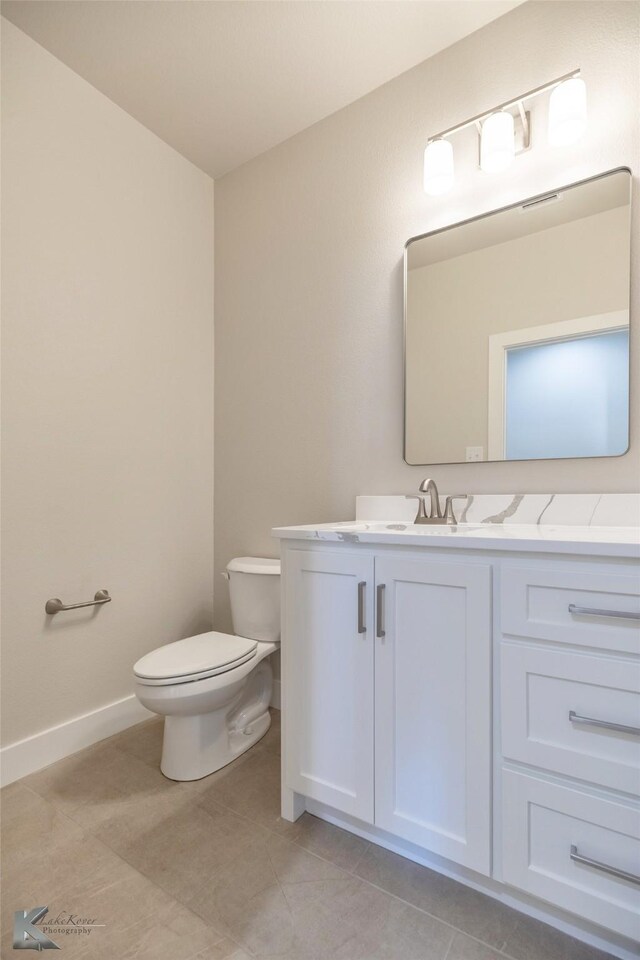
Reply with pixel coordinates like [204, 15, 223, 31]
[404, 168, 631, 465]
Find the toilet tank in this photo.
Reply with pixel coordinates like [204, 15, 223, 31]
[226, 557, 281, 643]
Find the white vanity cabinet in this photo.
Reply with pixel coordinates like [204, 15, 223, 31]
[283, 547, 492, 874]
[275, 522, 640, 959]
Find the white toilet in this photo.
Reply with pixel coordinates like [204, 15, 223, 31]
[133, 557, 280, 781]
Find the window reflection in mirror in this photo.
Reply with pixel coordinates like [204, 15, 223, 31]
[404, 169, 631, 465]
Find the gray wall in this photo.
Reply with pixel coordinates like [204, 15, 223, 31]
[214, 1, 639, 632]
[1, 21, 215, 745]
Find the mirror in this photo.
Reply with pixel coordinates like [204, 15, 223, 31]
[404, 168, 631, 465]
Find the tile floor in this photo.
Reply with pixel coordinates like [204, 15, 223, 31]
[1, 710, 615, 960]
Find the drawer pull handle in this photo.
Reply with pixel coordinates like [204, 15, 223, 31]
[568, 603, 640, 621]
[568, 711, 640, 737]
[357, 581, 366, 634]
[376, 584, 386, 639]
[570, 845, 640, 886]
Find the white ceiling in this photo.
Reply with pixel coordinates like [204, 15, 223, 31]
[1, 0, 521, 179]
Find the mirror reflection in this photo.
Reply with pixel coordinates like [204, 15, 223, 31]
[404, 169, 631, 465]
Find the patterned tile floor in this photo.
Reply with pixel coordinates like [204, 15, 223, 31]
[1, 710, 614, 960]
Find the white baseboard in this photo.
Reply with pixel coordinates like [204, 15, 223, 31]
[0, 694, 152, 787]
[270, 678, 281, 710]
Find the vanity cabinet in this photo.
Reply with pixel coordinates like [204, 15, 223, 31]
[277, 528, 640, 957]
[283, 548, 492, 873]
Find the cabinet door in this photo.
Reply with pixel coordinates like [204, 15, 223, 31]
[374, 556, 492, 874]
[283, 549, 375, 822]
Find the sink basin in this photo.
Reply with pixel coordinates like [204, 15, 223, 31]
[335, 521, 489, 534]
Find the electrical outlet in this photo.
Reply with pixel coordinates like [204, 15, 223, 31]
[466, 446, 484, 462]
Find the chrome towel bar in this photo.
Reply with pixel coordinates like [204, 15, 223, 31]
[45, 589, 111, 615]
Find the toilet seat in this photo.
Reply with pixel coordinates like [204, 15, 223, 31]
[134, 631, 258, 686]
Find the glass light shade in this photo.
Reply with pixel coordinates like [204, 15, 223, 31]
[423, 138, 454, 196]
[548, 77, 587, 146]
[480, 111, 515, 173]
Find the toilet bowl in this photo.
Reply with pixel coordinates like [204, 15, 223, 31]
[133, 557, 280, 781]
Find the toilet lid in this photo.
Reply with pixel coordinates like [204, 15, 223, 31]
[133, 631, 258, 685]
[227, 557, 280, 575]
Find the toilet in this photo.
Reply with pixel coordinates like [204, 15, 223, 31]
[133, 557, 280, 781]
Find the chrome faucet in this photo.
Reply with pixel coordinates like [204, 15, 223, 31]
[406, 478, 468, 525]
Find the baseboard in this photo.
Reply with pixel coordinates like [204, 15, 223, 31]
[270, 678, 281, 710]
[0, 694, 152, 787]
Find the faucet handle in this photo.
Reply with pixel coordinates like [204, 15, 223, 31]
[405, 495, 428, 521]
[444, 495, 468, 525]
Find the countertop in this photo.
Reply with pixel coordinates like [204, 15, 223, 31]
[272, 520, 640, 559]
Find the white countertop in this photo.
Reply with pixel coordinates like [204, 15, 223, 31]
[272, 520, 640, 558]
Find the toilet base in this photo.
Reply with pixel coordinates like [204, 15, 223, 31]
[161, 707, 271, 781]
[159, 656, 274, 781]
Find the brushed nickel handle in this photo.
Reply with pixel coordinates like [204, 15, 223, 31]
[570, 845, 640, 886]
[444, 495, 468, 525]
[357, 581, 366, 634]
[405, 495, 428, 522]
[376, 584, 386, 638]
[568, 603, 640, 621]
[569, 710, 640, 737]
[45, 590, 111, 615]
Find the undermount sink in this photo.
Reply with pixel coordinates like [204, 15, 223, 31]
[335, 521, 488, 533]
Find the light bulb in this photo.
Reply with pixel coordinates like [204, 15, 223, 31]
[423, 138, 454, 196]
[480, 111, 515, 173]
[548, 77, 587, 146]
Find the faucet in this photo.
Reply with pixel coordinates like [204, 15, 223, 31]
[406, 478, 468, 525]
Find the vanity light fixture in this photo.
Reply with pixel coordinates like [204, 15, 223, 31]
[480, 111, 515, 173]
[423, 70, 586, 195]
[423, 138, 455, 196]
[548, 76, 588, 146]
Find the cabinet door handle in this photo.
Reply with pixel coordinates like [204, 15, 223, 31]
[569, 710, 640, 737]
[570, 845, 640, 886]
[568, 603, 640, 621]
[376, 584, 386, 638]
[357, 581, 366, 634]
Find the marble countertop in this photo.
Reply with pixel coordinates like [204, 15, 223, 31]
[272, 520, 640, 558]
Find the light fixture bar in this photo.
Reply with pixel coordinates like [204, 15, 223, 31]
[427, 69, 580, 144]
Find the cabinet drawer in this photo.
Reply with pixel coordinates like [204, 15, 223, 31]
[502, 770, 640, 941]
[501, 565, 640, 654]
[501, 643, 640, 795]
